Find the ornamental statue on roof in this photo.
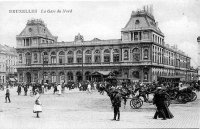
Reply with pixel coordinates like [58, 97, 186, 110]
[74, 33, 84, 42]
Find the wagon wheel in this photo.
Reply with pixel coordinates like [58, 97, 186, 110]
[130, 98, 143, 109]
[190, 92, 197, 102]
[177, 93, 190, 103]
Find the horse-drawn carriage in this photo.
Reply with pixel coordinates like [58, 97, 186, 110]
[98, 77, 169, 109]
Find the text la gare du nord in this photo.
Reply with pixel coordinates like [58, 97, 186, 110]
[41, 9, 72, 13]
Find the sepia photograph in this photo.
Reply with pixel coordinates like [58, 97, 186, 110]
[0, 0, 200, 128]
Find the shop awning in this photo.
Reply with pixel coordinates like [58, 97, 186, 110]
[9, 78, 16, 82]
[158, 76, 185, 79]
[92, 71, 113, 76]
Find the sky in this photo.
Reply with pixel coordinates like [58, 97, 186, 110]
[0, 0, 199, 68]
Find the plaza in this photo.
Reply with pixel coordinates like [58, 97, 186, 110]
[0, 87, 200, 129]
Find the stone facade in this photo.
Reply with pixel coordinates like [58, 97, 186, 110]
[0, 44, 17, 84]
[16, 8, 195, 83]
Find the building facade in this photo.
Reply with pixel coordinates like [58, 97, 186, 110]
[16, 7, 195, 84]
[0, 44, 17, 84]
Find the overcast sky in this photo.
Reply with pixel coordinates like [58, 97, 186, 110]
[0, 0, 199, 67]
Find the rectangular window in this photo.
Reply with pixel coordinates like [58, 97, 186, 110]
[104, 56, 110, 63]
[94, 56, 101, 63]
[19, 54, 22, 63]
[77, 57, 82, 64]
[134, 32, 139, 41]
[85, 56, 91, 63]
[34, 54, 38, 63]
[68, 57, 73, 64]
[113, 55, 119, 62]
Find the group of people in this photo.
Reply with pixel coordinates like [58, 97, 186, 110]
[2, 80, 199, 120]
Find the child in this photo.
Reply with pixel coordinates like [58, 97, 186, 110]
[33, 90, 42, 118]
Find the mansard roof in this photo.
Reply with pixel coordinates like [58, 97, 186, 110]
[122, 9, 164, 36]
[0, 44, 17, 56]
[16, 19, 57, 41]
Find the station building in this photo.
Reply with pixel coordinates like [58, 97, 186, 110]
[16, 7, 195, 83]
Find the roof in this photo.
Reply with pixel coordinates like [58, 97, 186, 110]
[0, 44, 17, 56]
[16, 19, 57, 41]
[122, 8, 164, 36]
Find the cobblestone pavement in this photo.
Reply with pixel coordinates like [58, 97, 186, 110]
[0, 87, 199, 129]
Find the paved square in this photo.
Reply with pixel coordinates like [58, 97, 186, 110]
[0, 88, 200, 129]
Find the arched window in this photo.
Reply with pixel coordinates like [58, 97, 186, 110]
[51, 51, 56, 64]
[25, 52, 31, 66]
[43, 52, 48, 64]
[59, 51, 65, 64]
[104, 49, 110, 63]
[43, 72, 48, 81]
[132, 48, 140, 62]
[85, 50, 92, 63]
[76, 50, 82, 64]
[76, 71, 82, 82]
[113, 49, 120, 63]
[85, 71, 91, 81]
[132, 71, 139, 79]
[123, 50, 129, 60]
[34, 73, 38, 83]
[19, 54, 22, 63]
[67, 72, 73, 81]
[144, 72, 148, 81]
[59, 72, 65, 83]
[143, 49, 149, 60]
[33, 53, 38, 63]
[19, 73, 23, 82]
[67, 51, 74, 64]
[51, 72, 56, 83]
[94, 49, 101, 63]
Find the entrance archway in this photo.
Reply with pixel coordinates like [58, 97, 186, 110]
[26, 72, 31, 83]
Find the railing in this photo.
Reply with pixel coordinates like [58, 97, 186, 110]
[16, 39, 121, 49]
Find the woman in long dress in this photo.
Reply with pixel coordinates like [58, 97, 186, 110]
[57, 84, 62, 95]
[33, 90, 42, 118]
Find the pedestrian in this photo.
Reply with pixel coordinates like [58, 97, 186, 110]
[33, 90, 42, 118]
[57, 83, 62, 95]
[111, 90, 121, 121]
[53, 84, 57, 94]
[17, 85, 21, 95]
[87, 82, 92, 94]
[24, 86, 28, 96]
[153, 87, 174, 120]
[5, 87, 11, 103]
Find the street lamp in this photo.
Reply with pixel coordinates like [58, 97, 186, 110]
[82, 42, 84, 82]
[42, 55, 44, 84]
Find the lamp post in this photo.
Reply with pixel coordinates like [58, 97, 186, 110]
[42, 55, 44, 84]
[82, 42, 84, 82]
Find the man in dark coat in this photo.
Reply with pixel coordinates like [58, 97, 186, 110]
[111, 91, 122, 121]
[153, 87, 173, 120]
[5, 87, 11, 103]
[17, 85, 21, 95]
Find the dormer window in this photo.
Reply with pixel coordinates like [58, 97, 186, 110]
[29, 28, 32, 32]
[135, 20, 140, 25]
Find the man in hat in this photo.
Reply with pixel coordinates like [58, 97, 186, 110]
[153, 86, 173, 120]
[111, 90, 122, 121]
